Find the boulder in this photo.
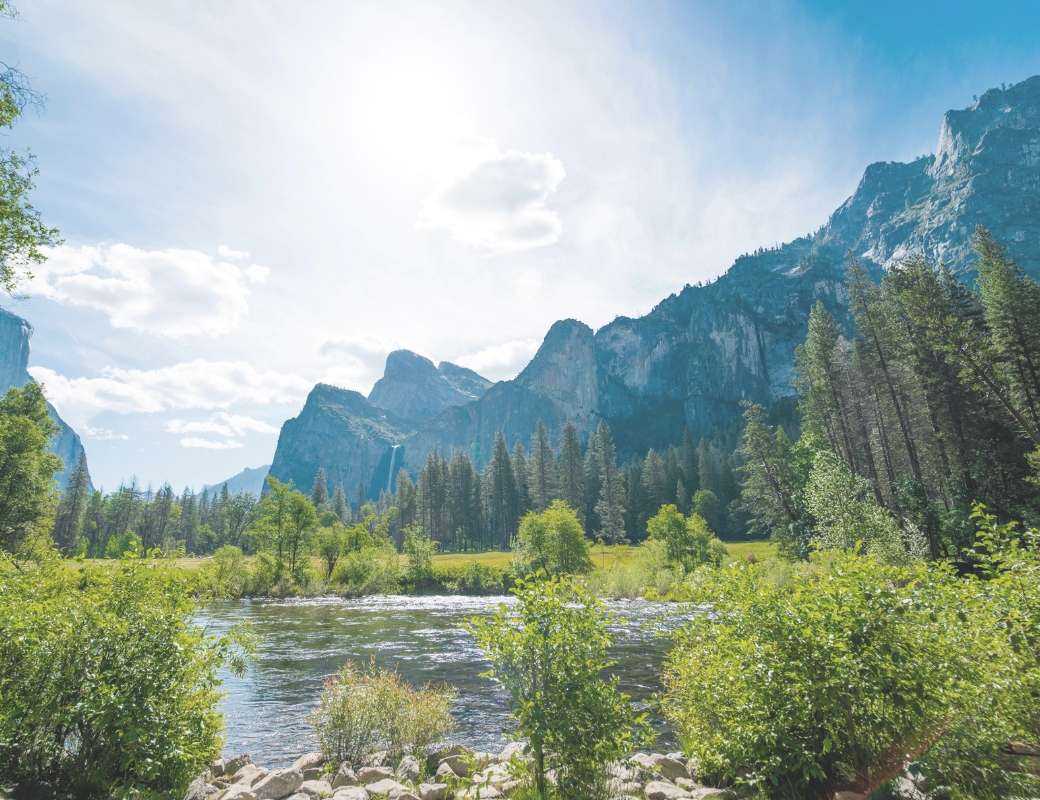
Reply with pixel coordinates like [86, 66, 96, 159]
[1009, 742, 1040, 756]
[417, 784, 446, 800]
[437, 755, 473, 779]
[651, 755, 690, 782]
[832, 794, 867, 800]
[689, 790, 737, 800]
[212, 759, 228, 778]
[283, 795, 309, 800]
[293, 754, 326, 774]
[645, 781, 693, 800]
[396, 756, 421, 784]
[331, 789, 369, 800]
[608, 779, 642, 796]
[395, 795, 421, 800]
[433, 743, 469, 762]
[253, 767, 304, 800]
[233, 765, 269, 787]
[297, 780, 332, 798]
[332, 765, 360, 789]
[226, 755, 254, 777]
[497, 743, 527, 763]
[456, 788, 502, 800]
[628, 753, 658, 772]
[362, 751, 393, 768]
[433, 762, 456, 782]
[674, 778, 698, 790]
[499, 781, 525, 797]
[357, 767, 393, 784]
[363, 779, 409, 798]
[221, 787, 258, 800]
[183, 777, 219, 800]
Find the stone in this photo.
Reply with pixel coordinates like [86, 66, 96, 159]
[832, 793, 867, 800]
[356, 767, 393, 784]
[499, 781, 525, 797]
[293, 754, 326, 774]
[674, 778, 697, 790]
[395, 795, 420, 800]
[253, 767, 304, 800]
[497, 742, 527, 763]
[689, 790, 737, 800]
[651, 755, 691, 782]
[284, 795, 309, 800]
[608, 779, 643, 796]
[233, 765, 269, 787]
[416, 784, 446, 800]
[456, 788, 502, 800]
[212, 760, 228, 778]
[395, 756, 421, 784]
[297, 780, 333, 798]
[302, 769, 323, 782]
[331, 789, 369, 800]
[221, 788, 258, 800]
[183, 777, 219, 800]
[1009, 742, 1040, 756]
[438, 753, 480, 779]
[433, 762, 456, 782]
[628, 753, 658, 772]
[645, 781, 693, 800]
[225, 755, 254, 778]
[331, 765, 360, 789]
[666, 753, 687, 764]
[362, 779, 409, 798]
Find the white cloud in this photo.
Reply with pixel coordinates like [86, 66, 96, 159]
[29, 360, 312, 423]
[29, 243, 265, 337]
[217, 244, 250, 260]
[456, 339, 540, 380]
[167, 412, 279, 437]
[417, 147, 566, 255]
[180, 437, 244, 450]
[84, 426, 129, 441]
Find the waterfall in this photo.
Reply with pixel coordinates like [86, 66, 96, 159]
[387, 445, 400, 493]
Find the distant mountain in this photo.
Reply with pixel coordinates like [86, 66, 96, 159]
[367, 350, 491, 424]
[270, 76, 1040, 501]
[0, 307, 91, 490]
[202, 464, 270, 497]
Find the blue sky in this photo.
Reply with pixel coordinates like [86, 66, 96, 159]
[1, 0, 1037, 491]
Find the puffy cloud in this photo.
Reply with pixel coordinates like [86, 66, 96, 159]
[417, 148, 566, 255]
[217, 244, 250, 260]
[456, 339, 540, 380]
[29, 360, 312, 424]
[29, 243, 270, 337]
[180, 437, 244, 450]
[84, 426, 129, 441]
[166, 412, 279, 437]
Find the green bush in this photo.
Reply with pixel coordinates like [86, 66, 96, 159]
[309, 658, 456, 768]
[0, 549, 248, 797]
[430, 561, 511, 594]
[663, 545, 1040, 799]
[646, 504, 728, 573]
[329, 545, 401, 595]
[511, 500, 593, 579]
[469, 576, 651, 799]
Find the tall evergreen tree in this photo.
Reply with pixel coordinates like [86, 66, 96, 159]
[558, 419, 585, 523]
[697, 439, 719, 497]
[582, 430, 602, 535]
[332, 482, 348, 521]
[681, 426, 699, 494]
[512, 441, 531, 518]
[528, 419, 559, 511]
[594, 419, 627, 544]
[488, 430, 518, 548]
[311, 468, 329, 510]
[52, 450, 90, 553]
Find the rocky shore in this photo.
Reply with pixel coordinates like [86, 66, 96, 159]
[184, 743, 740, 800]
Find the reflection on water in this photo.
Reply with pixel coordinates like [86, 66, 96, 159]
[200, 595, 686, 767]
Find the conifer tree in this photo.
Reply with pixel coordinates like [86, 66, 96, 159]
[641, 448, 668, 522]
[311, 467, 329, 510]
[332, 482, 348, 521]
[697, 440, 718, 497]
[681, 426, 699, 494]
[594, 419, 627, 544]
[513, 441, 531, 518]
[528, 419, 559, 511]
[582, 430, 602, 535]
[488, 430, 519, 547]
[558, 420, 585, 523]
[52, 450, 90, 553]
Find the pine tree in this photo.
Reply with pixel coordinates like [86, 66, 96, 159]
[52, 450, 90, 553]
[558, 419, 585, 523]
[583, 430, 602, 535]
[311, 468, 329, 510]
[488, 430, 518, 548]
[594, 419, 627, 544]
[332, 482, 348, 521]
[681, 426, 699, 494]
[512, 441, 531, 518]
[356, 483, 367, 516]
[640, 448, 668, 522]
[528, 419, 558, 511]
[698, 439, 718, 497]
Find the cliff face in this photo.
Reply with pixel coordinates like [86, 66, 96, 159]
[0, 308, 90, 490]
[367, 350, 486, 423]
[271, 76, 1040, 498]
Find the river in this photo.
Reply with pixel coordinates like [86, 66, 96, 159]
[200, 595, 688, 767]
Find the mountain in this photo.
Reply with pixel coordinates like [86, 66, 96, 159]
[270, 76, 1040, 501]
[202, 464, 271, 497]
[0, 307, 91, 490]
[367, 350, 491, 423]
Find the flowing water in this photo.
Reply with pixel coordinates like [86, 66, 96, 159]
[200, 595, 688, 767]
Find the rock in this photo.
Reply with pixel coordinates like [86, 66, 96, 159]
[297, 780, 333, 798]
[212, 760, 228, 779]
[183, 777, 219, 800]
[651, 755, 691, 782]
[395, 795, 421, 800]
[331, 789, 369, 800]
[233, 765, 269, 787]
[456, 788, 502, 800]
[438, 752, 484, 779]
[499, 781, 525, 797]
[674, 778, 697, 790]
[666, 753, 687, 764]
[608, 779, 643, 796]
[645, 781, 693, 800]
[226, 755, 254, 778]
[416, 784, 447, 800]
[284, 795, 309, 800]
[832, 793, 867, 800]
[433, 762, 456, 782]
[302, 769, 322, 782]
[293, 754, 326, 774]
[1009, 742, 1040, 756]
[396, 756, 421, 784]
[497, 743, 527, 763]
[368, 351, 483, 424]
[221, 787, 258, 800]
[628, 753, 658, 772]
[689, 790, 737, 800]
[332, 765, 360, 789]
[363, 779, 410, 798]
[253, 767, 304, 800]
[362, 752, 393, 769]
[356, 767, 393, 784]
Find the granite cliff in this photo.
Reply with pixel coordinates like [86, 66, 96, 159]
[270, 77, 1040, 500]
[0, 307, 90, 490]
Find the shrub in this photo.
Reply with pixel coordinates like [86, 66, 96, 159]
[663, 548, 1038, 798]
[431, 561, 511, 595]
[0, 548, 249, 796]
[511, 500, 592, 579]
[330, 545, 401, 595]
[207, 544, 247, 596]
[309, 658, 456, 768]
[646, 504, 728, 573]
[468, 576, 651, 799]
[403, 525, 435, 590]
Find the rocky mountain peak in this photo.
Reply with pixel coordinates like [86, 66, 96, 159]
[368, 350, 473, 423]
[515, 319, 598, 418]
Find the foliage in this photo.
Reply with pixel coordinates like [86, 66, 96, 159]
[663, 547, 1039, 799]
[403, 524, 436, 589]
[329, 544, 401, 596]
[309, 658, 456, 768]
[0, 383, 63, 552]
[511, 500, 593, 579]
[0, 546, 249, 796]
[468, 576, 652, 799]
[430, 560, 512, 595]
[251, 476, 316, 575]
[645, 504, 728, 573]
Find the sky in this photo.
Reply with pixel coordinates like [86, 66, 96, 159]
[1, 0, 1038, 491]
